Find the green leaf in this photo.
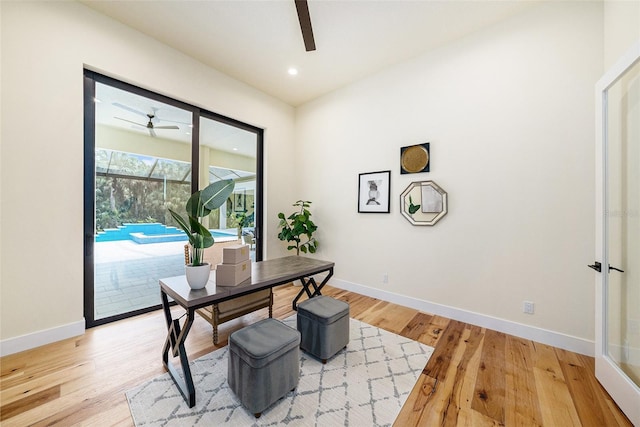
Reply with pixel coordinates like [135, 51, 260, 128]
[408, 195, 421, 215]
[188, 217, 214, 248]
[185, 191, 203, 218]
[277, 200, 319, 254]
[168, 209, 194, 243]
[201, 233, 214, 248]
[200, 179, 235, 211]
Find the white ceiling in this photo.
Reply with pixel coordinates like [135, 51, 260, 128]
[81, 0, 538, 107]
[95, 82, 259, 158]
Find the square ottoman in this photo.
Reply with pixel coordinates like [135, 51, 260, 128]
[228, 318, 300, 418]
[297, 296, 350, 363]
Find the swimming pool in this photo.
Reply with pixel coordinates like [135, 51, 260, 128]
[96, 223, 237, 244]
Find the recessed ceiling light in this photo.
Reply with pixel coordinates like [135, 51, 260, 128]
[233, 148, 238, 151]
[288, 68, 298, 76]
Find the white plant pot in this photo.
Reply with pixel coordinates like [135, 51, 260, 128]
[185, 263, 211, 289]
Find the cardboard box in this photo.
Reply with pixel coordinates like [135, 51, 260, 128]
[216, 259, 251, 286]
[222, 244, 250, 264]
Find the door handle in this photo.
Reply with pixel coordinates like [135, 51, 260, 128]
[588, 261, 602, 272]
[85, 233, 93, 257]
[609, 264, 624, 273]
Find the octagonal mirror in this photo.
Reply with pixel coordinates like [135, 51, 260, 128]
[400, 181, 448, 225]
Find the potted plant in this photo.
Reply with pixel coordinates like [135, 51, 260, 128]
[168, 179, 235, 289]
[277, 200, 318, 255]
[229, 209, 254, 240]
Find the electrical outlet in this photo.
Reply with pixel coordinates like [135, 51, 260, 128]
[523, 301, 535, 314]
[383, 273, 388, 284]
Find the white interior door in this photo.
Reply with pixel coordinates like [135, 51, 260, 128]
[594, 41, 640, 426]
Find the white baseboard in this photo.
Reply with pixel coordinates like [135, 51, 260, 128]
[0, 320, 85, 357]
[331, 278, 595, 356]
[0, 281, 600, 359]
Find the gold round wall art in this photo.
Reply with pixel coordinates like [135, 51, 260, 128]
[400, 143, 430, 174]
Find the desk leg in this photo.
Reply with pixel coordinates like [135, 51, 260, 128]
[161, 291, 196, 407]
[292, 267, 334, 310]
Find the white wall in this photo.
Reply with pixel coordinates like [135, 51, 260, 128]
[296, 1, 603, 352]
[0, 1, 295, 350]
[604, 0, 640, 69]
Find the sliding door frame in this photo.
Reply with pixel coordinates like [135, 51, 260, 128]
[199, 109, 264, 262]
[83, 70, 264, 327]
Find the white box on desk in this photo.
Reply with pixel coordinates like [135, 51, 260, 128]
[216, 259, 251, 286]
[222, 244, 250, 264]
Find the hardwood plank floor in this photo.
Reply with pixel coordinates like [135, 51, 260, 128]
[0, 284, 632, 426]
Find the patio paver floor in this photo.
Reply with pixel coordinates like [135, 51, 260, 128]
[94, 241, 186, 319]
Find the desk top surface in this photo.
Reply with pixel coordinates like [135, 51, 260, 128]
[160, 256, 334, 309]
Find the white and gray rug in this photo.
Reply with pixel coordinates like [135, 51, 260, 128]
[126, 316, 433, 426]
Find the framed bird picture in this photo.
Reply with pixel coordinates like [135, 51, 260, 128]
[358, 170, 391, 213]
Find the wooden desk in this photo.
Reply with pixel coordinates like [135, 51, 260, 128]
[160, 256, 334, 407]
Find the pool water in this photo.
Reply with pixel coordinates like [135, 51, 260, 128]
[96, 223, 236, 244]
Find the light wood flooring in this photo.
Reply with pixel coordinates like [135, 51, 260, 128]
[0, 284, 633, 426]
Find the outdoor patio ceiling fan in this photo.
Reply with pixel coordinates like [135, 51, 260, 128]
[113, 103, 179, 137]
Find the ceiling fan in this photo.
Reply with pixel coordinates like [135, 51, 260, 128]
[113, 103, 180, 137]
[295, 0, 315, 52]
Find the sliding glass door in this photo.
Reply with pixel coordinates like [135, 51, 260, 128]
[199, 114, 261, 260]
[84, 71, 263, 327]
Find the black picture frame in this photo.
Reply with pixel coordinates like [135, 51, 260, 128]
[234, 191, 246, 212]
[358, 170, 391, 213]
[400, 142, 430, 174]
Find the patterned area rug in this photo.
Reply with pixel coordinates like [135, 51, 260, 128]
[126, 316, 433, 426]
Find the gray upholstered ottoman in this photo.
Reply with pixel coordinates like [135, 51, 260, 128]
[297, 296, 350, 363]
[228, 318, 300, 418]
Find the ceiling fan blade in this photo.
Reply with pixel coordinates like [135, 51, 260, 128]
[115, 116, 146, 127]
[149, 128, 157, 138]
[112, 102, 149, 118]
[154, 125, 180, 130]
[295, 0, 316, 52]
[156, 117, 192, 126]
